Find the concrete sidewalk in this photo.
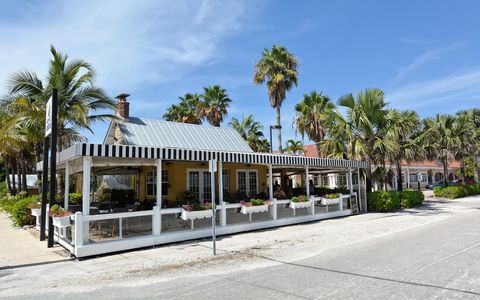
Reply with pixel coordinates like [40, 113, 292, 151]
[0, 213, 69, 269]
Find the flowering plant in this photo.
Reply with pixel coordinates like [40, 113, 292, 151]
[183, 202, 212, 212]
[27, 202, 42, 209]
[49, 204, 72, 217]
[241, 198, 270, 207]
[324, 193, 341, 199]
[291, 195, 308, 202]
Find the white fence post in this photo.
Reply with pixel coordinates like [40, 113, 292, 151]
[153, 206, 161, 235]
[74, 212, 84, 248]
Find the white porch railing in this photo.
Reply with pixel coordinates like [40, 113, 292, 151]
[55, 193, 357, 257]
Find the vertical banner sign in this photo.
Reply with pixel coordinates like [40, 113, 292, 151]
[40, 96, 53, 241]
[209, 159, 217, 255]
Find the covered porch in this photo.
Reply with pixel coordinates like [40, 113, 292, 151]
[39, 143, 367, 258]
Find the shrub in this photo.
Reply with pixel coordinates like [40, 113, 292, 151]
[400, 191, 424, 208]
[11, 196, 37, 227]
[368, 190, 424, 212]
[291, 195, 308, 202]
[433, 184, 480, 199]
[0, 182, 7, 198]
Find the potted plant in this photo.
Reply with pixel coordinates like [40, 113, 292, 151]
[289, 195, 311, 209]
[240, 198, 270, 214]
[180, 202, 213, 221]
[321, 193, 341, 206]
[27, 202, 42, 217]
[49, 204, 72, 228]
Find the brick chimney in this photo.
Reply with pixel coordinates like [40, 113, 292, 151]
[115, 93, 130, 121]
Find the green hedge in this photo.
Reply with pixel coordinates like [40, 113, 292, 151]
[368, 191, 424, 212]
[11, 195, 40, 227]
[433, 183, 480, 199]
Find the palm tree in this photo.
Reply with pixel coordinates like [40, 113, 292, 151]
[384, 109, 424, 191]
[6, 45, 116, 151]
[229, 115, 266, 152]
[199, 85, 231, 127]
[256, 139, 271, 153]
[452, 111, 476, 182]
[422, 114, 459, 186]
[293, 91, 334, 156]
[284, 139, 304, 155]
[163, 93, 202, 124]
[320, 88, 394, 192]
[254, 45, 298, 153]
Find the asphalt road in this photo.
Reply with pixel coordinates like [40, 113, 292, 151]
[89, 207, 480, 299]
[3, 198, 480, 299]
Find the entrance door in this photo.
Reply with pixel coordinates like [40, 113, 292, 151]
[187, 169, 212, 203]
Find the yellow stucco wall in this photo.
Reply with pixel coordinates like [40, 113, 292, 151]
[72, 162, 267, 203]
[143, 162, 268, 202]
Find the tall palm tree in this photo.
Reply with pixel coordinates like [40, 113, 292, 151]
[452, 111, 476, 182]
[384, 109, 424, 191]
[163, 93, 202, 124]
[284, 139, 304, 155]
[199, 85, 231, 127]
[5, 45, 116, 151]
[293, 91, 334, 156]
[256, 138, 271, 153]
[254, 45, 298, 153]
[229, 115, 266, 152]
[320, 88, 394, 192]
[422, 114, 459, 186]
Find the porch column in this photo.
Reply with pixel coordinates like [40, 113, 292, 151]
[82, 157, 91, 215]
[348, 167, 353, 210]
[154, 159, 162, 235]
[305, 165, 310, 197]
[218, 161, 226, 227]
[156, 159, 162, 207]
[268, 164, 276, 220]
[363, 171, 368, 213]
[64, 161, 70, 210]
[357, 167, 362, 212]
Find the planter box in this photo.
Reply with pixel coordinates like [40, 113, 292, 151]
[240, 204, 269, 214]
[30, 208, 41, 217]
[289, 201, 311, 209]
[321, 198, 340, 206]
[181, 209, 212, 221]
[52, 216, 71, 228]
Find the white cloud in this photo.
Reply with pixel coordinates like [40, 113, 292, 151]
[387, 68, 480, 112]
[0, 0, 251, 94]
[391, 42, 463, 85]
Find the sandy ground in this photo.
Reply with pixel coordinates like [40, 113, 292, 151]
[0, 193, 479, 298]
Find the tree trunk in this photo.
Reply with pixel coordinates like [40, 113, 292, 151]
[11, 160, 17, 196]
[443, 159, 449, 186]
[276, 105, 283, 153]
[474, 156, 479, 184]
[21, 156, 28, 192]
[4, 159, 12, 194]
[366, 161, 372, 193]
[396, 160, 403, 192]
[460, 158, 466, 183]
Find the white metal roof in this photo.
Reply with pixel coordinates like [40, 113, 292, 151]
[110, 117, 253, 153]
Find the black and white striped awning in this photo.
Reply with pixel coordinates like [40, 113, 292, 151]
[56, 143, 368, 169]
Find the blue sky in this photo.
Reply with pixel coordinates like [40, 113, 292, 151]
[1, 0, 479, 148]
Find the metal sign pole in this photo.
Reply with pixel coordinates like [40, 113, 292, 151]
[210, 159, 217, 255]
[47, 89, 58, 248]
[39, 136, 49, 241]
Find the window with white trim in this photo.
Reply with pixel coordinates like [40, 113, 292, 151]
[337, 174, 347, 187]
[352, 175, 358, 185]
[322, 176, 329, 187]
[146, 170, 168, 197]
[237, 170, 258, 197]
[313, 175, 319, 187]
[187, 169, 213, 202]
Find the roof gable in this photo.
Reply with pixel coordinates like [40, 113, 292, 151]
[105, 117, 253, 153]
